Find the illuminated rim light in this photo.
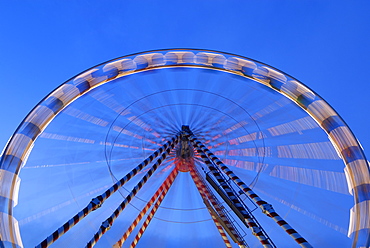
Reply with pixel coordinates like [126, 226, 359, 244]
[0, 49, 369, 247]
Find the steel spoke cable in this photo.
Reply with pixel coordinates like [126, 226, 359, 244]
[185, 129, 313, 248]
[113, 167, 179, 248]
[35, 133, 180, 248]
[85, 136, 180, 248]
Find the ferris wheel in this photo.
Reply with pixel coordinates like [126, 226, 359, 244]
[0, 49, 369, 248]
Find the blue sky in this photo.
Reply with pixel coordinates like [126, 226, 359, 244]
[1, 1, 370, 247]
[1, 1, 369, 158]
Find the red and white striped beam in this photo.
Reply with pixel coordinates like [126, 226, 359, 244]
[189, 164, 247, 247]
[85, 136, 179, 248]
[189, 165, 233, 248]
[129, 167, 178, 248]
[113, 167, 179, 248]
[199, 155, 274, 248]
[35, 133, 180, 248]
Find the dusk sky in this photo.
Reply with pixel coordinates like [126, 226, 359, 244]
[1, 1, 369, 158]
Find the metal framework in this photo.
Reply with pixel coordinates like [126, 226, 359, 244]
[33, 126, 314, 248]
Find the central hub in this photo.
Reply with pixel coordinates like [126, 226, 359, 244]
[175, 126, 194, 172]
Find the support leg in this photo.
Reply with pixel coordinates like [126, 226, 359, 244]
[35, 133, 180, 248]
[189, 164, 248, 247]
[186, 130, 313, 248]
[85, 136, 179, 248]
[189, 165, 233, 248]
[129, 167, 178, 248]
[113, 167, 179, 248]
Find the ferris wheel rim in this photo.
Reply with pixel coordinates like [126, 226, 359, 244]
[0, 49, 369, 248]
